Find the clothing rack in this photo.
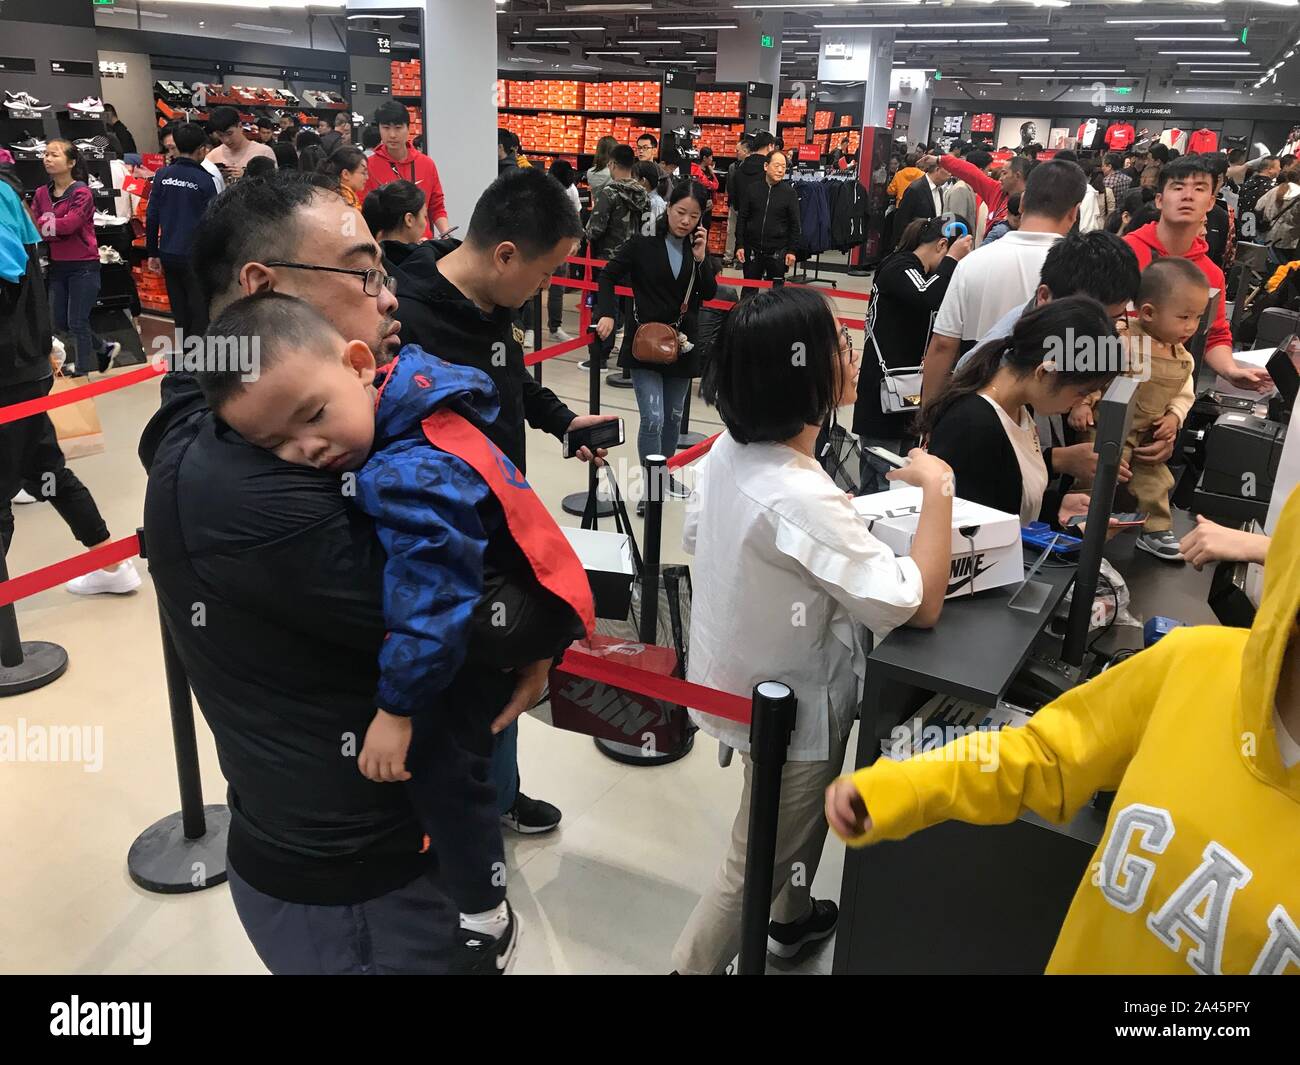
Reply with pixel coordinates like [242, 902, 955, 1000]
[789, 170, 861, 286]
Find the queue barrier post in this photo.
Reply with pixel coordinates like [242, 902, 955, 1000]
[561, 326, 614, 519]
[593, 453, 694, 767]
[531, 292, 543, 385]
[0, 546, 69, 696]
[126, 527, 230, 894]
[607, 295, 635, 389]
[676, 383, 707, 450]
[737, 680, 797, 975]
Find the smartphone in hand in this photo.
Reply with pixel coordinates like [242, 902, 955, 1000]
[563, 417, 625, 459]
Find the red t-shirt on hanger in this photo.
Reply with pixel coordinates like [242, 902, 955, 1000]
[1187, 128, 1219, 154]
[1104, 123, 1135, 151]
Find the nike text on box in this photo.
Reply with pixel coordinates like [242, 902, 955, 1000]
[854, 486, 1023, 599]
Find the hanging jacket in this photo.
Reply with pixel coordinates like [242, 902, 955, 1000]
[355, 347, 592, 717]
[795, 181, 832, 255]
[736, 178, 801, 255]
[829, 178, 868, 250]
[386, 238, 576, 474]
[836, 483, 1300, 974]
[586, 178, 649, 260]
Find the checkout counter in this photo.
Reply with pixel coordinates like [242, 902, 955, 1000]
[832, 343, 1297, 974]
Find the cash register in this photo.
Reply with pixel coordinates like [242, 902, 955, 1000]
[1191, 337, 1298, 522]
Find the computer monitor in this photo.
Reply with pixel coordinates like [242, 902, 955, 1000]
[1061, 376, 1139, 667]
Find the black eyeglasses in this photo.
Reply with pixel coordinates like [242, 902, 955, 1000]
[262, 261, 397, 298]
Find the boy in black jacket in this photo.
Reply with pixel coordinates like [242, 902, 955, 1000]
[145, 122, 218, 336]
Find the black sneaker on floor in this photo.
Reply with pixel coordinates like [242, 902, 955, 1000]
[500, 791, 561, 835]
[454, 902, 520, 974]
[767, 898, 839, 960]
[577, 359, 608, 372]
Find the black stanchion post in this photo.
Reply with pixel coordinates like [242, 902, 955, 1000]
[562, 330, 614, 518]
[676, 382, 707, 450]
[0, 545, 69, 695]
[126, 528, 230, 893]
[531, 292, 543, 385]
[638, 453, 665, 646]
[738, 680, 797, 975]
[607, 295, 635, 389]
[593, 454, 694, 766]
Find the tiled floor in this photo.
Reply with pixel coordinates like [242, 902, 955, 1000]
[0, 262, 873, 975]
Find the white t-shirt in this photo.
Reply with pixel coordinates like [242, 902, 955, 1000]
[933, 230, 1062, 343]
[981, 394, 1048, 525]
[683, 433, 923, 761]
[1276, 709, 1300, 770]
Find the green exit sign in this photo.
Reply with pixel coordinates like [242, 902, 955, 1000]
[1114, 86, 1132, 95]
[760, 34, 774, 48]
[1241, 28, 1249, 44]
[92, 0, 114, 6]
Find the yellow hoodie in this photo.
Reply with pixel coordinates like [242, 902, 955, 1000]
[839, 488, 1300, 975]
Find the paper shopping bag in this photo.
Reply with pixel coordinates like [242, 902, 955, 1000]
[48, 373, 105, 459]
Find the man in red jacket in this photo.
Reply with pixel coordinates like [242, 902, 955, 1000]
[1124, 156, 1272, 410]
[928, 150, 1034, 227]
[365, 100, 451, 238]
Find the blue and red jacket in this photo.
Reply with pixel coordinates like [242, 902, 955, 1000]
[354, 346, 593, 718]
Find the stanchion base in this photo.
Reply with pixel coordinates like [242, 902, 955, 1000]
[127, 804, 230, 894]
[676, 431, 707, 449]
[562, 491, 615, 518]
[594, 730, 694, 767]
[846, 266, 872, 277]
[0, 641, 69, 696]
[607, 371, 634, 389]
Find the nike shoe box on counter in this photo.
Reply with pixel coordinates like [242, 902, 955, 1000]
[853, 486, 1022, 599]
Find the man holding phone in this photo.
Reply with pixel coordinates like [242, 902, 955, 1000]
[735, 149, 801, 285]
[390, 167, 619, 833]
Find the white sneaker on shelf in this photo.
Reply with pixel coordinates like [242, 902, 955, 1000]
[12, 489, 37, 504]
[88, 175, 106, 191]
[549, 327, 575, 343]
[67, 96, 105, 116]
[93, 211, 128, 227]
[4, 91, 49, 112]
[65, 560, 142, 596]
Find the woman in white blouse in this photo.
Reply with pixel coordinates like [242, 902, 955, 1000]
[671, 286, 955, 974]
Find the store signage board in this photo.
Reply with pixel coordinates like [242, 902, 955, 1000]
[0, 57, 37, 74]
[377, 36, 391, 55]
[1103, 103, 1174, 117]
[50, 60, 95, 78]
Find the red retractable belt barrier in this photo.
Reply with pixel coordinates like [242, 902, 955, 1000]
[564, 254, 872, 301]
[0, 535, 141, 608]
[559, 646, 751, 724]
[666, 432, 718, 470]
[0, 363, 167, 426]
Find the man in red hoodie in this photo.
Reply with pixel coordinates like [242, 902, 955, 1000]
[365, 100, 451, 238]
[1124, 157, 1272, 411]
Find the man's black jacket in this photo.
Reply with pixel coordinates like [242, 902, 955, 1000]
[385, 238, 575, 474]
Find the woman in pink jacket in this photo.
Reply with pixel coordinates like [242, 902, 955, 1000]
[32, 140, 119, 376]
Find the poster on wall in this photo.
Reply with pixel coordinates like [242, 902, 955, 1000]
[1048, 127, 1071, 149]
[996, 116, 1044, 149]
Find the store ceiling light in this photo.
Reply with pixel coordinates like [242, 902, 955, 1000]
[1106, 17, 1225, 24]
[616, 39, 682, 45]
[1134, 37, 1238, 42]
[816, 23, 908, 29]
[509, 39, 565, 45]
[685, 50, 718, 55]
[645, 58, 698, 64]
[346, 13, 404, 19]
[232, 23, 293, 34]
[908, 21, 1008, 28]
[1011, 51, 1079, 55]
[585, 50, 640, 56]
[895, 39, 959, 44]
[1189, 70, 1249, 75]
[1158, 51, 1255, 56]
[657, 23, 740, 31]
[535, 25, 607, 32]
[989, 68, 1055, 73]
[148, 0, 341, 6]
[1175, 61, 1260, 66]
[1185, 87, 1244, 92]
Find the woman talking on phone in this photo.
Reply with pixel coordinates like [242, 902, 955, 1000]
[596, 181, 717, 514]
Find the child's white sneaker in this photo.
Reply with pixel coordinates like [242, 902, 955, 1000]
[65, 560, 142, 595]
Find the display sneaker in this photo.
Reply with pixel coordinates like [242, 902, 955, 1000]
[93, 211, 129, 227]
[88, 174, 106, 192]
[67, 96, 105, 116]
[500, 791, 561, 835]
[9, 136, 46, 159]
[766, 898, 839, 960]
[65, 560, 142, 596]
[1137, 530, 1184, 562]
[548, 326, 575, 343]
[4, 91, 49, 112]
[74, 135, 109, 159]
[455, 902, 521, 975]
[99, 247, 124, 265]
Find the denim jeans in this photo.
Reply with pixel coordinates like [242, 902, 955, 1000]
[630, 369, 691, 464]
[491, 720, 519, 816]
[48, 260, 107, 373]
